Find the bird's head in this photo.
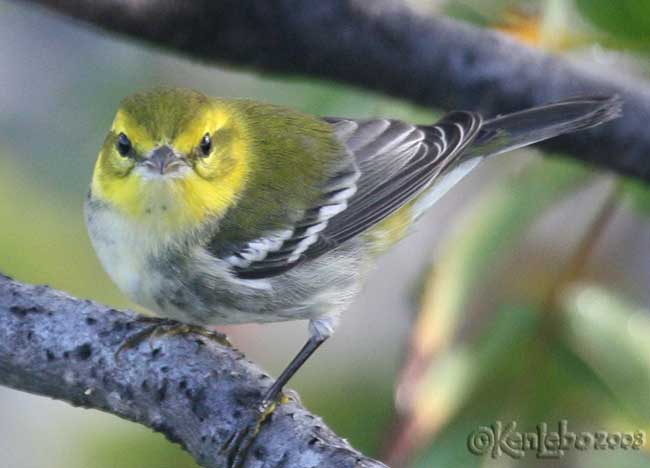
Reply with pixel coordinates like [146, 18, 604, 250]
[91, 88, 249, 229]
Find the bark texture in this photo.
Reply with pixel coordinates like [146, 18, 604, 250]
[0, 274, 386, 468]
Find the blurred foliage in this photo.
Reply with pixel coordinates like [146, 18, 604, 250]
[77, 424, 199, 468]
[562, 285, 650, 422]
[575, 0, 650, 50]
[389, 156, 650, 466]
[0, 153, 126, 306]
[2, 0, 650, 467]
[623, 179, 650, 216]
[444, 0, 592, 50]
[387, 1, 650, 466]
[402, 157, 592, 364]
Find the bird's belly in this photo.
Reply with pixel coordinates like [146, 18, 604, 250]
[86, 201, 365, 326]
[148, 246, 366, 327]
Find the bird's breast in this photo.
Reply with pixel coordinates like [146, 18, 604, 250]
[85, 197, 185, 311]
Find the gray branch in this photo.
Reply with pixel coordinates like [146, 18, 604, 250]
[18, 0, 650, 181]
[0, 273, 386, 468]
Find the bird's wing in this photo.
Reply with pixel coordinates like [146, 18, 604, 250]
[226, 112, 483, 279]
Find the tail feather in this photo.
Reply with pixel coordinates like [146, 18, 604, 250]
[465, 95, 622, 160]
[415, 96, 622, 219]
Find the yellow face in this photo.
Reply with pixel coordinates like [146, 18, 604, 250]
[91, 88, 249, 231]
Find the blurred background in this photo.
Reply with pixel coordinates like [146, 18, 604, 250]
[1, 0, 649, 467]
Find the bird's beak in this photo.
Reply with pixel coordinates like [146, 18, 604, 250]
[142, 145, 186, 175]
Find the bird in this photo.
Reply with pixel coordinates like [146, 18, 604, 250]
[84, 87, 620, 464]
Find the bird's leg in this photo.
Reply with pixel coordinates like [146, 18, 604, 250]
[222, 334, 327, 467]
[116, 317, 232, 359]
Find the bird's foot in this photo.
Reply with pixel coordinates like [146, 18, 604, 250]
[116, 317, 232, 359]
[221, 393, 290, 467]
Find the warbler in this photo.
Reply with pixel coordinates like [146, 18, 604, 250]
[85, 88, 619, 462]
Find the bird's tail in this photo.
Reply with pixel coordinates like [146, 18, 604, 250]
[463, 95, 622, 161]
[409, 96, 621, 220]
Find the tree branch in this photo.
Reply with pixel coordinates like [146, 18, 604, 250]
[18, 0, 650, 182]
[0, 273, 386, 468]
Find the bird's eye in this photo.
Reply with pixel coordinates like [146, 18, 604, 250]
[200, 133, 212, 156]
[116, 132, 132, 157]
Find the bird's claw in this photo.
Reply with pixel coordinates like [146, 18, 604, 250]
[115, 318, 232, 360]
[221, 398, 279, 467]
[153, 321, 233, 347]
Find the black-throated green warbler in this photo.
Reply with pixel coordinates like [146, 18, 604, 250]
[85, 88, 619, 462]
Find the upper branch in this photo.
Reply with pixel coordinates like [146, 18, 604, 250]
[0, 274, 385, 468]
[19, 0, 650, 182]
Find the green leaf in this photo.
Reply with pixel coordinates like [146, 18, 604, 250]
[414, 157, 592, 348]
[623, 179, 650, 216]
[403, 304, 539, 463]
[75, 423, 198, 468]
[302, 376, 395, 457]
[395, 158, 598, 463]
[576, 0, 650, 50]
[561, 283, 650, 421]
